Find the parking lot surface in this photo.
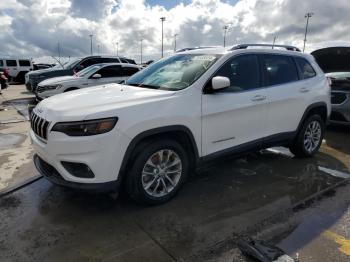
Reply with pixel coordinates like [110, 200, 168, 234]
[1, 85, 350, 261]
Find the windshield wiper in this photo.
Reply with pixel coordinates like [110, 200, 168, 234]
[126, 83, 161, 89]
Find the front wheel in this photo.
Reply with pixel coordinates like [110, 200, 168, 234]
[126, 139, 189, 205]
[289, 115, 324, 158]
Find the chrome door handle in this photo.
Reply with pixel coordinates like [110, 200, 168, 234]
[251, 95, 267, 102]
[299, 87, 310, 93]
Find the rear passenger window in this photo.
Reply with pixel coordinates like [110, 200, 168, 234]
[6, 60, 17, 67]
[263, 55, 298, 86]
[215, 55, 260, 92]
[295, 57, 316, 79]
[19, 60, 31, 66]
[0, 60, 3, 66]
[96, 65, 122, 78]
[122, 67, 139, 76]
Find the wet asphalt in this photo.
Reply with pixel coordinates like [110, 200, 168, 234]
[1, 91, 350, 261]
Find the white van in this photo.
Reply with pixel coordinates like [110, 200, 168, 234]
[0, 58, 33, 83]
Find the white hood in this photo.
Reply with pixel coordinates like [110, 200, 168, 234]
[38, 75, 81, 86]
[35, 84, 176, 121]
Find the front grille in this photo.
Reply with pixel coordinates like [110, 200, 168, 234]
[31, 112, 50, 140]
[331, 92, 347, 105]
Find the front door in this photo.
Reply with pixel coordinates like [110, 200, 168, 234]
[201, 54, 268, 156]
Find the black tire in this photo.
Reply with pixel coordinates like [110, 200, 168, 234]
[126, 139, 190, 205]
[289, 114, 325, 158]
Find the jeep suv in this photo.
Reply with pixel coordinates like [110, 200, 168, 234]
[25, 55, 137, 92]
[30, 44, 331, 205]
[0, 58, 33, 83]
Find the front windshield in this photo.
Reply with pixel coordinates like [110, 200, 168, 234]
[76, 64, 103, 77]
[63, 58, 81, 69]
[125, 54, 221, 90]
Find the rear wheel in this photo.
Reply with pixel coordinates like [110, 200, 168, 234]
[126, 139, 189, 205]
[289, 115, 324, 158]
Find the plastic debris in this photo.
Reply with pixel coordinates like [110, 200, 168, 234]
[237, 237, 295, 262]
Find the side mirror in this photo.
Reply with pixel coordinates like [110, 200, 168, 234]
[91, 73, 101, 79]
[212, 76, 230, 91]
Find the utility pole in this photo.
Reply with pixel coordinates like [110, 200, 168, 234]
[272, 36, 277, 49]
[223, 25, 229, 47]
[140, 38, 143, 64]
[160, 17, 166, 58]
[116, 42, 119, 56]
[303, 12, 314, 53]
[97, 44, 100, 55]
[89, 34, 93, 55]
[173, 34, 178, 52]
[57, 42, 61, 62]
[174, 34, 178, 52]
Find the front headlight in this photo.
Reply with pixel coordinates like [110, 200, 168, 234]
[51, 117, 118, 136]
[45, 84, 62, 90]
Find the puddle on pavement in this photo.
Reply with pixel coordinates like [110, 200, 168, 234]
[0, 143, 349, 261]
[0, 133, 26, 150]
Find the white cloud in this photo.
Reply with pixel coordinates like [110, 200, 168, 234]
[1, 0, 350, 62]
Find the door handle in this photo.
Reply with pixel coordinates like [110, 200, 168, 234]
[251, 95, 267, 102]
[299, 87, 310, 93]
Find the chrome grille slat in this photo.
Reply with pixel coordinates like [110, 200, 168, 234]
[31, 112, 50, 141]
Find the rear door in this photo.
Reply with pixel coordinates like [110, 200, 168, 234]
[88, 65, 124, 86]
[263, 54, 308, 137]
[201, 54, 268, 156]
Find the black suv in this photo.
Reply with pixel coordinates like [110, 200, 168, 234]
[25, 55, 136, 92]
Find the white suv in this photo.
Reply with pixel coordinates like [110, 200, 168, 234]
[0, 57, 33, 83]
[30, 44, 331, 205]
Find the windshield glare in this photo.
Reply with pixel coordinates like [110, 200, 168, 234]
[76, 64, 103, 77]
[125, 54, 221, 90]
[63, 58, 81, 69]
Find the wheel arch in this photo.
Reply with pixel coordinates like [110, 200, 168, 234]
[297, 102, 328, 132]
[119, 125, 199, 181]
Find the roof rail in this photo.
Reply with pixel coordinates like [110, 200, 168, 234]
[230, 44, 301, 52]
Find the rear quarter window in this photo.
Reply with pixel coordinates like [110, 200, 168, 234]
[19, 60, 31, 67]
[6, 60, 17, 67]
[294, 57, 317, 79]
[0, 60, 3, 66]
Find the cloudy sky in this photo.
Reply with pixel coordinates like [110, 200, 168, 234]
[1, 0, 350, 62]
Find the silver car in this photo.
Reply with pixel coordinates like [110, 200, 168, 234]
[312, 47, 350, 125]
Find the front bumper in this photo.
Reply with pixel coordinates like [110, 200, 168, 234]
[30, 125, 131, 187]
[34, 154, 120, 192]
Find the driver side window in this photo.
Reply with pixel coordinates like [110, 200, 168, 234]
[214, 55, 260, 92]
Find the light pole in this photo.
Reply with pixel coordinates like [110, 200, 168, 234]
[97, 44, 100, 55]
[303, 12, 314, 53]
[140, 38, 143, 64]
[116, 42, 119, 56]
[223, 25, 229, 47]
[160, 17, 166, 58]
[57, 42, 61, 61]
[89, 34, 93, 55]
[173, 34, 178, 52]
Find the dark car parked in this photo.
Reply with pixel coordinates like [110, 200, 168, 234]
[312, 46, 350, 125]
[25, 55, 137, 92]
